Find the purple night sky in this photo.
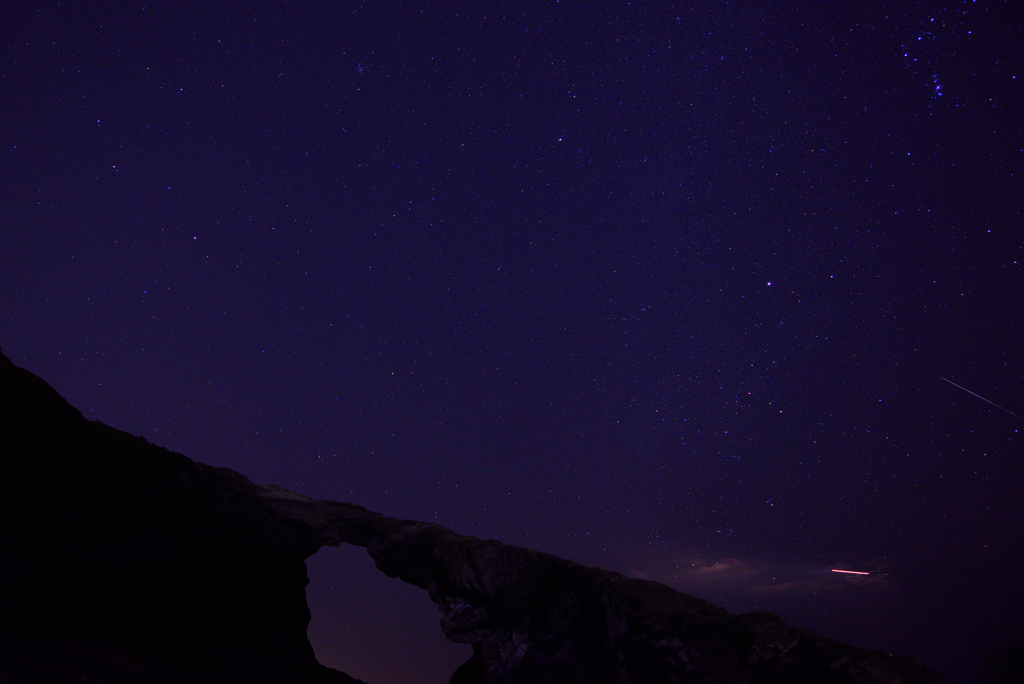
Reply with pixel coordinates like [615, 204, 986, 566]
[2, 2, 1023, 682]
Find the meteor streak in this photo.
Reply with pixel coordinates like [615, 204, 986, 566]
[831, 569, 870, 575]
[937, 376, 1024, 421]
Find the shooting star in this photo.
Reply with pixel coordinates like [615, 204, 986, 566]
[937, 376, 1024, 421]
[831, 569, 870, 575]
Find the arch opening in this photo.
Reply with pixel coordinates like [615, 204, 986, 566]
[306, 543, 472, 684]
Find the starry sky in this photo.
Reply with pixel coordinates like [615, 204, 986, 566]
[2, 1, 1023, 682]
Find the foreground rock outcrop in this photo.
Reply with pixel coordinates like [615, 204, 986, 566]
[0, 349, 951, 683]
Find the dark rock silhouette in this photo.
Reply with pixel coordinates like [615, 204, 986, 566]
[0, 349, 363, 684]
[982, 642, 1024, 684]
[0, 349, 952, 683]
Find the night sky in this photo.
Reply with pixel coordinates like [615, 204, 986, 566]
[2, 1, 1023, 682]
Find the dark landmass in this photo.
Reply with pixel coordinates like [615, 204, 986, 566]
[0, 349, 953, 683]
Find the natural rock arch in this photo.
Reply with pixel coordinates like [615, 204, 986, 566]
[0, 350, 950, 684]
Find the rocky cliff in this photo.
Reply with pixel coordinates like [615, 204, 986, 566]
[0, 349, 951, 683]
